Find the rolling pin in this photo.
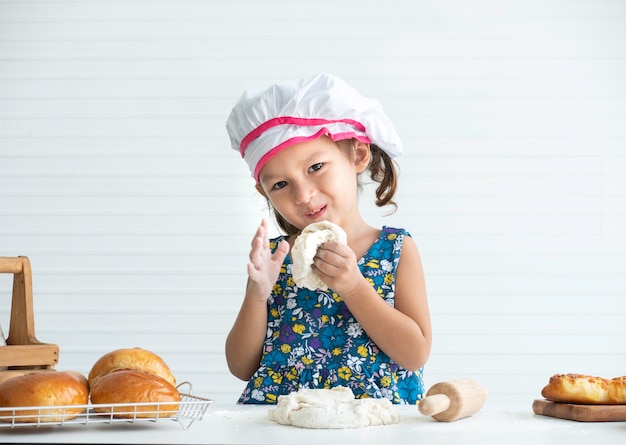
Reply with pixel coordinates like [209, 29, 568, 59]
[418, 378, 487, 422]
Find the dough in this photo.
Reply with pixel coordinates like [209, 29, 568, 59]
[268, 387, 399, 429]
[291, 221, 347, 290]
[541, 373, 626, 404]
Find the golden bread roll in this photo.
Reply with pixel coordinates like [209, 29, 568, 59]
[88, 347, 176, 388]
[0, 371, 89, 422]
[0, 370, 29, 386]
[0, 369, 68, 385]
[541, 373, 626, 404]
[90, 369, 181, 418]
[63, 369, 90, 392]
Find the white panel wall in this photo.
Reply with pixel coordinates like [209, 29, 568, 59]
[1, 0, 625, 409]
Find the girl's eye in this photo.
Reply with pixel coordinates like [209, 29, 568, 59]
[308, 163, 323, 173]
[272, 180, 288, 190]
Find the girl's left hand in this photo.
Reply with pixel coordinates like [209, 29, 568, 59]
[312, 241, 362, 296]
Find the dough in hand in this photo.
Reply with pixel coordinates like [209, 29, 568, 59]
[268, 387, 399, 429]
[291, 221, 347, 290]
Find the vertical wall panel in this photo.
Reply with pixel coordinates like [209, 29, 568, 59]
[1, 0, 625, 408]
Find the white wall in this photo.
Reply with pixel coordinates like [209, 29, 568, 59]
[1, 0, 625, 409]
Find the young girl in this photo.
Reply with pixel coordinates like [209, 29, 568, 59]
[224, 73, 431, 405]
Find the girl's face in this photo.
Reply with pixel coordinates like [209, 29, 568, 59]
[256, 136, 370, 232]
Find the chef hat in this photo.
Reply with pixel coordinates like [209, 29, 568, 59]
[226, 73, 403, 182]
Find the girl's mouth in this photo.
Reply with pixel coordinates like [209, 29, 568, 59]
[306, 205, 326, 219]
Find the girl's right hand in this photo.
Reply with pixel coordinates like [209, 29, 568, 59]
[246, 219, 289, 301]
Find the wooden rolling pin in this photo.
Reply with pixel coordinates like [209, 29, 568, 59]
[418, 378, 487, 422]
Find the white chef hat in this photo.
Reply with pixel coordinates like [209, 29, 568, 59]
[226, 73, 403, 182]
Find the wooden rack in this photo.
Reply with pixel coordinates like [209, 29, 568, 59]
[0, 256, 59, 370]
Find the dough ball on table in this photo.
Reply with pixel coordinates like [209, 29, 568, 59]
[268, 387, 399, 429]
[0, 371, 89, 422]
[90, 369, 181, 418]
[291, 221, 347, 291]
[88, 347, 176, 388]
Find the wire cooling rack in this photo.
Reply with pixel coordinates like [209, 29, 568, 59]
[0, 384, 214, 430]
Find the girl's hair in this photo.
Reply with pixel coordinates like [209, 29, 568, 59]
[268, 140, 400, 236]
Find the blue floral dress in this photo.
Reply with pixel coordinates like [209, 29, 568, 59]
[237, 226, 424, 405]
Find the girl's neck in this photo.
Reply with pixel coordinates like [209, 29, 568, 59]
[346, 223, 381, 260]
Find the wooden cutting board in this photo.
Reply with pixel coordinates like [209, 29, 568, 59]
[533, 399, 626, 422]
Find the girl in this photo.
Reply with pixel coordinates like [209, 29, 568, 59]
[224, 73, 431, 405]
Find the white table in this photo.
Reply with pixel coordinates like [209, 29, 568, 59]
[1, 402, 625, 445]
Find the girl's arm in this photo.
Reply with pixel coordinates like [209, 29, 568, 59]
[314, 235, 431, 371]
[225, 220, 289, 380]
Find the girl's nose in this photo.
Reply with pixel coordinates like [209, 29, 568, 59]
[292, 181, 315, 204]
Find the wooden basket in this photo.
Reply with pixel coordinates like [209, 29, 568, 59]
[0, 256, 59, 370]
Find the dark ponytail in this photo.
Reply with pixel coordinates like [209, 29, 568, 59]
[367, 144, 399, 213]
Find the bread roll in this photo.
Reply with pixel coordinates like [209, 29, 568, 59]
[0, 370, 29, 386]
[88, 347, 176, 388]
[541, 373, 626, 404]
[0, 371, 89, 422]
[90, 369, 181, 418]
[64, 369, 89, 392]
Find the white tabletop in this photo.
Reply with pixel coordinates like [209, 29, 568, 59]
[1, 402, 625, 445]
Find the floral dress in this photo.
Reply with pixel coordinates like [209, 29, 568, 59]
[237, 226, 424, 405]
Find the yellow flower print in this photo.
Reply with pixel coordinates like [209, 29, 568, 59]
[293, 324, 305, 334]
[364, 259, 379, 269]
[381, 375, 391, 387]
[281, 344, 291, 354]
[338, 366, 352, 380]
[279, 263, 287, 273]
[384, 273, 394, 285]
[302, 356, 313, 365]
[266, 393, 277, 403]
[357, 345, 368, 357]
[286, 368, 298, 381]
[332, 348, 342, 356]
[272, 283, 282, 294]
[269, 371, 283, 384]
[270, 308, 279, 317]
[321, 315, 330, 323]
[387, 233, 397, 241]
[287, 276, 295, 286]
[254, 376, 263, 388]
[365, 277, 375, 287]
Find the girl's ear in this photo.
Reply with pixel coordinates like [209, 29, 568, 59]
[354, 141, 371, 173]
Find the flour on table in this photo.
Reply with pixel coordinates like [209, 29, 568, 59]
[268, 387, 399, 429]
[291, 221, 347, 291]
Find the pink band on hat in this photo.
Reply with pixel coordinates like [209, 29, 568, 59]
[239, 116, 367, 157]
[252, 127, 371, 181]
